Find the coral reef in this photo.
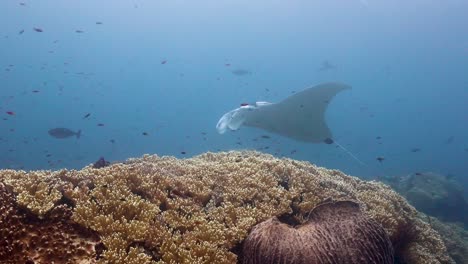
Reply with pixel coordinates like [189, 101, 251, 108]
[242, 200, 393, 264]
[429, 217, 468, 264]
[389, 172, 468, 225]
[0, 151, 455, 263]
[0, 182, 100, 263]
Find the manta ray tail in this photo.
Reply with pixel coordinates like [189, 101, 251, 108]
[333, 140, 368, 167]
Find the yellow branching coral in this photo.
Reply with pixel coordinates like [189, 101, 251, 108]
[0, 151, 456, 263]
[1, 169, 65, 216]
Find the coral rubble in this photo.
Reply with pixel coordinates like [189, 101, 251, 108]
[0, 151, 455, 263]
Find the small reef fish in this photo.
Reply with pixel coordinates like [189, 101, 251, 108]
[376, 156, 385, 163]
[82, 113, 91, 119]
[231, 69, 251, 76]
[445, 136, 454, 144]
[33, 28, 43, 32]
[18, 29, 24, 35]
[96, 22, 103, 25]
[48, 128, 81, 139]
[161, 60, 167, 64]
[317, 60, 336, 72]
[6, 111, 15, 115]
[75, 30, 84, 33]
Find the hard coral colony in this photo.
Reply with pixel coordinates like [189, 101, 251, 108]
[0, 151, 455, 263]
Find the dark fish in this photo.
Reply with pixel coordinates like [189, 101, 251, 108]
[445, 174, 455, 180]
[376, 156, 385, 163]
[110, 139, 115, 144]
[32, 90, 40, 93]
[411, 148, 421, 152]
[93, 157, 110, 168]
[261, 135, 270, 139]
[6, 111, 15, 115]
[232, 69, 251, 76]
[376, 136, 382, 140]
[83, 113, 91, 119]
[225, 63, 231, 67]
[96, 22, 103, 25]
[33, 27, 43, 32]
[75, 30, 84, 33]
[240, 103, 249, 106]
[19, 29, 24, 34]
[97, 123, 104, 126]
[317, 60, 336, 72]
[142, 132, 148, 136]
[180, 151, 186, 155]
[445, 136, 454, 144]
[161, 60, 167, 64]
[48, 128, 81, 139]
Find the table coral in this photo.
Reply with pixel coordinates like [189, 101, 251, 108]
[0, 151, 455, 264]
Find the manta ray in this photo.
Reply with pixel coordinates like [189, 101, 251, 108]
[216, 82, 351, 144]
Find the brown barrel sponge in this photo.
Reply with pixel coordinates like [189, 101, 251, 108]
[242, 200, 394, 264]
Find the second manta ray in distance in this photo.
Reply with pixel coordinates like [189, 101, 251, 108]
[216, 82, 366, 165]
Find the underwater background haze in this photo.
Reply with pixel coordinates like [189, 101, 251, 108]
[1, 0, 467, 190]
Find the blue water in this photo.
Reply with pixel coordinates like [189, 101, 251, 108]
[1, 1, 467, 189]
